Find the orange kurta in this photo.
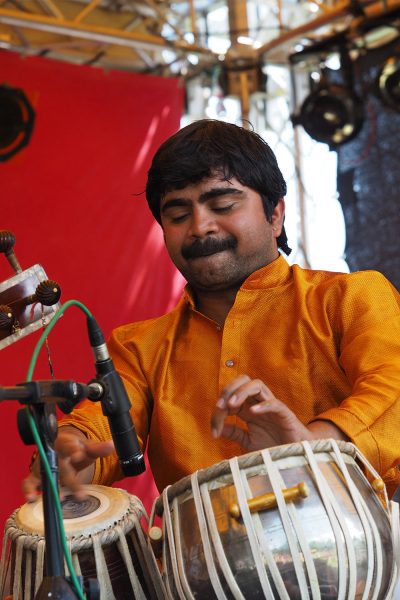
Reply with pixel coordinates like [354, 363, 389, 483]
[62, 256, 400, 496]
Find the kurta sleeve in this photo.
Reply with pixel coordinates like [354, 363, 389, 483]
[310, 271, 400, 495]
[59, 324, 152, 486]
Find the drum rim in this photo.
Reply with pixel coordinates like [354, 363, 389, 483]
[155, 439, 357, 514]
[6, 486, 146, 552]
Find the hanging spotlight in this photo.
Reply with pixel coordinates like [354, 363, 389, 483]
[0, 84, 35, 161]
[290, 35, 365, 147]
[378, 56, 400, 111]
[296, 84, 364, 147]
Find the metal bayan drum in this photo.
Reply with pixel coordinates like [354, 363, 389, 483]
[153, 440, 398, 599]
[0, 485, 165, 600]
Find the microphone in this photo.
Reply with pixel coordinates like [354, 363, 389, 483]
[86, 315, 145, 477]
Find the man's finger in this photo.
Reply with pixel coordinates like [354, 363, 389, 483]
[68, 440, 114, 468]
[22, 472, 41, 503]
[249, 396, 291, 416]
[221, 423, 249, 448]
[58, 458, 90, 500]
[210, 406, 228, 438]
[219, 374, 250, 403]
[84, 440, 114, 459]
[225, 379, 271, 408]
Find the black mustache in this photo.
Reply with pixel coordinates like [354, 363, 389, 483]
[182, 236, 237, 260]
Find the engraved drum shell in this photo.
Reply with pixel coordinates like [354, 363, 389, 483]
[153, 440, 397, 599]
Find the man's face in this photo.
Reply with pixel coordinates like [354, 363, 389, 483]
[160, 174, 285, 292]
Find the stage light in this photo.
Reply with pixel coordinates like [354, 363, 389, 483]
[237, 36, 253, 46]
[297, 84, 364, 147]
[325, 53, 341, 71]
[362, 24, 399, 49]
[378, 56, 400, 111]
[0, 84, 35, 161]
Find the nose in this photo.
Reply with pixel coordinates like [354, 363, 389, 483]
[188, 206, 219, 239]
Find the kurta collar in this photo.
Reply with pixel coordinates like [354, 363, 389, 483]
[241, 255, 292, 290]
[182, 255, 292, 309]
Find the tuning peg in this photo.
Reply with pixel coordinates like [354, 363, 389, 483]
[25, 280, 61, 307]
[0, 230, 22, 274]
[0, 304, 16, 334]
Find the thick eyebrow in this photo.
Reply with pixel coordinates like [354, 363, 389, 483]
[161, 187, 244, 214]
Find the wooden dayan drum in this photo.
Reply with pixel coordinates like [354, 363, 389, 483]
[0, 485, 165, 600]
[153, 440, 398, 599]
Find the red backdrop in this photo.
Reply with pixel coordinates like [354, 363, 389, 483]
[0, 51, 184, 530]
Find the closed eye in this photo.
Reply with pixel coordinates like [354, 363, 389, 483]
[169, 213, 190, 223]
[213, 204, 235, 213]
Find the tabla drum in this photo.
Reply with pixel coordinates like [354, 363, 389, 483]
[0, 484, 165, 600]
[152, 439, 398, 599]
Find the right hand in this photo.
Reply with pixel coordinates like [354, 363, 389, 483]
[22, 426, 114, 502]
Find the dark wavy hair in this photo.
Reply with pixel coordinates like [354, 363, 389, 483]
[146, 119, 291, 255]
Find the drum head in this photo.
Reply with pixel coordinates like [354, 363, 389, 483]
[16, 485, 132, 538]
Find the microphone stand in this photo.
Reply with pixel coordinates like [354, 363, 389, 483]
[27, 402, 80, 599]
[0, 381, 99, 600]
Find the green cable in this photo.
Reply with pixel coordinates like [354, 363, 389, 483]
[25, 299, 93, 600]
[26, 300, 92, 380]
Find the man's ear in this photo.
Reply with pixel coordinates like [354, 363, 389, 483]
[271, 198, 285, 238]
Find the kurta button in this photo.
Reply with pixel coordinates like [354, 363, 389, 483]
[225, 359, 235, 367]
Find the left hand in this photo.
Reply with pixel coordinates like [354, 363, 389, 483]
[210, 374, 348, 451]
[22, 427, 114, 502]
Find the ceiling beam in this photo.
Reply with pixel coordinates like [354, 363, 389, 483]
[35, 0, 65, 19]
[0, 6, 215, 55]
[141, 0, 185, 41]
[73, 0, 102, 23]
[256, 0, 400, 57]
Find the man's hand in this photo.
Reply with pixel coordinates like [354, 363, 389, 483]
[210, 374, 348, 451]
[22, 426, 114, 502]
